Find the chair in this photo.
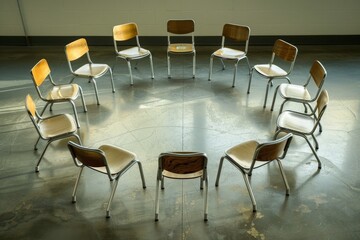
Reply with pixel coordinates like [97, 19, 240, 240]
[155, 152, 208, 221]
[25, 94, 82, 172]
[30, 58, 87, 128]
[247, 39, 298, 108]
[271, 60, 327, 114]
[67, 141, 146, 218]
[274, 90, 329, 169]
[208, 24, 251, 87]
[167, 19, 196, 79]
[113, 23, 154, 85]
[215, 133, 293, 212]
[65, 38, 115, 105]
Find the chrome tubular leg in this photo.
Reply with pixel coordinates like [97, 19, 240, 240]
[155, 178, 161, 221]
[70, 101, 80, 128]
[271, 85, 281, 111]
[232, 62, 238, 88]
[127, 61, 133, 85]
[304, 137, 322, 169]
[192, 52, 196, 78]
[108, 67, 115, 93]
[215, 156, 225, 187]
[167, 54, 171, 79]
[204, 176, 208, 221]
[35, 139, 53, 172]
[277, 160, 290, 195]
[72, 166, 84, 203]
[79, 86, 87, 112]
[91, 78, 100, 105]
[247, 68, 254, 94]
[106, 178, 120, 218]
[149, 54, 155, 79]
[137, 161, 147, 188]
[208, 56, 213, 81]
[263, 80, 271, 108]
[242, 172, 257, 212]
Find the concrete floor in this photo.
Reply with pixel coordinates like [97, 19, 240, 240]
[0, 44, 359, 240]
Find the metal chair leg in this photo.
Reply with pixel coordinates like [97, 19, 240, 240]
[215, 156, 226, 186]
[208, 56, 214, 81]
[167, 54, 171, 79]
[137, 161, 147, 189]
[149, 54, 155, 79]
[242, 172, 257, 212]
[154, 178, 161, 221]
[108, 67, 115, 93]
[72, 166, 84, 203]
[277, 160, 290, 195]
[204, 176, 208, 221]
[106, 178, 120, 218]
[271, 85, 281, 111]
[232, 62, 238, 88]
[247, 68, 254, 94]
[90, 78, 100, 105]
[78, 86, 87, 112]
[127, 61, 133, 85]
[192, 52, 196, 78]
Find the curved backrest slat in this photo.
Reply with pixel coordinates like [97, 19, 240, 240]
[159, 152, 206, 174]
[167, 20, 195, 34]
[113, 23, 138, 41]
[223, 24, 250, 42]
[31, 59, 50, 87]
[65, 38, 89, 61]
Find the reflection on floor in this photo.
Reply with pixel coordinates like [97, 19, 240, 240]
[0, 45, 359, 239]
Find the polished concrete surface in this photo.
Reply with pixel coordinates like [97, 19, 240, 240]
[0, 44, 359, 240]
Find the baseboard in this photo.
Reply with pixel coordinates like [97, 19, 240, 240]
[1, 35, 359, 46]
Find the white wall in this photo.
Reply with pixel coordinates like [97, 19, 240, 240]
[1, 0, 360, 36]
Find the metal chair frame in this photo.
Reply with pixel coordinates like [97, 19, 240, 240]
[113, 23, 154, 85]
[30, 58, 87, 128]
[25, 94, 82, 172]
[209, 24, 251, 87]
[274, 90, 329, 169]
[155, 152, 208, 221]
[215, 133, 293, 212]
[65, 38, 115, 105]
[271, 60, 327, 115]
[67, 141, 146, 218]
[247, 39, 298, 108]
[167, 19, 196, 79]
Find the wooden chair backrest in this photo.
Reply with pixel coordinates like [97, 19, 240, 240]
[25, 94, 37, 118]
[65, 38, 89, 61]
[160, 152, 206, 174]
[256, 134, 292, 161]
[31, 59, 51, 87]
[273, 39, 298, 62]
[113, 23, 138, 41]
[316, 89, 329, 116]
[167, 20, 195, 34]
[68, 142, 107, 168]
[310, 60, 327, 87]
[222, 24, 250, 42]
